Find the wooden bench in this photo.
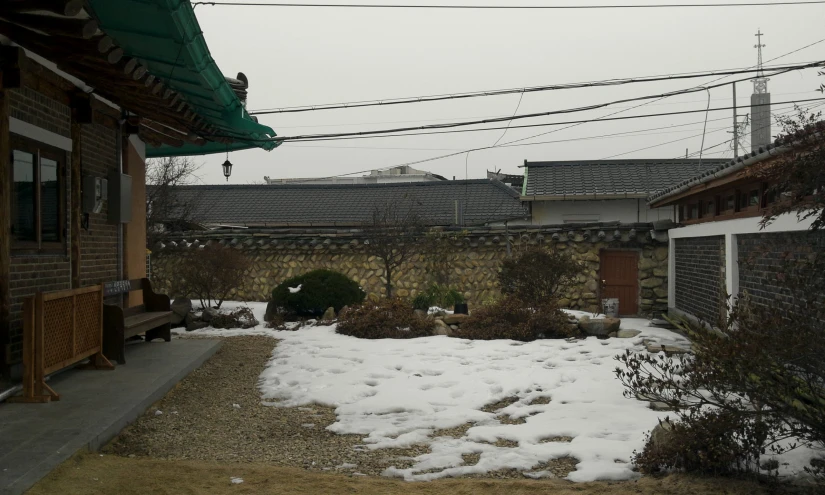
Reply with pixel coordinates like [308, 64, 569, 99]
[102, 278, 173, 364]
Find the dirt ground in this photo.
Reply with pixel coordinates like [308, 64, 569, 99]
[29, 452, 808, 495]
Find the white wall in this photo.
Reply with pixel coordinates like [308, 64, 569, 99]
[666, 213, 815, 310]
[530, 198, 676, 225]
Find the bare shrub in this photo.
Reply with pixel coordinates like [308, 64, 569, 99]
[171, 244, 251, 309]
[362, 196, 426, 298]
[336, 298, 435, 339]
[498, 248, 584, 307]
[460, 296, 577, 341]
[616, 241, 825, 476]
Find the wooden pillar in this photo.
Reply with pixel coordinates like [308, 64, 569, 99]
[70, 120, 81, 288]
[0, 91, 11, 374]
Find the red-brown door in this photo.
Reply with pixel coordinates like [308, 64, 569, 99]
[600, 250, 639, 316]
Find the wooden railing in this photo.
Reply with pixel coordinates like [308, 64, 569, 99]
[9, 285, 114, 403]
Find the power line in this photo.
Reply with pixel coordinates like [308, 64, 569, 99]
[247, 60, 824, 115]
[257, 64, 824, 142]
[280, 101, 816, 182]
[606, 100, 825, 160]
[259, 95, 825, 143]
[194, 1, 825, 10]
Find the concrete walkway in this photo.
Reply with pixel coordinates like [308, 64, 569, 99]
[0, 338, 221, 495]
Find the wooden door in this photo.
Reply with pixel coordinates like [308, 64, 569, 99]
[600, 250, 639, 316]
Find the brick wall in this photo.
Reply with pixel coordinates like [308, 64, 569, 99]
[4, 88, 120, 368]
[79, 124, 119, 288]
[7, 257, 71, 363]
[738, 231, 825, 317]
[8, 87, 71, 138]
[674, 236, 725, 325]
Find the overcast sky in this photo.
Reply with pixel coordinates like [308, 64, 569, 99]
[188, 0, 825, 185]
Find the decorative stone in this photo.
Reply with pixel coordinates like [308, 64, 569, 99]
[201, 307, 218, 322]
[652, 267, 668, 277]
[186, 321, 209, 332]
[443, 314, 470, 325]
[264, 300, 280, 322]
[616, 329, 641, 338]
[578, 316, 621, 337]
[653, 287, 668, 298]
[321, 306, 336, 322]
[649, 401, 672, 411]
[646, 342, 692, 355]
[170, 298, 192, 325]
[649, 419, 674, 453]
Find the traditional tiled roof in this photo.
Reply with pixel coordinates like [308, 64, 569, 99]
[522, 159, 729, 199]
[164, 179, 529, 228]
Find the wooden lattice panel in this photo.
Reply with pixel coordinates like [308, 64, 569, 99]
[42, 297, 74, 370]
[75, 291, 102, 355]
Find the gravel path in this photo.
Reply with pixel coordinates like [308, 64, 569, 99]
[105, 335, 576, 479]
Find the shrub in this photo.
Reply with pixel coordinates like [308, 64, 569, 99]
[634, 409, 771, 475]
[170, 244, 250, 309]
[271, 269, 365, 317]
[615, 240, 825, 478]
[336, 298, 435, 339]
[460, 296, 577, 341]
[411, 283, 465, 311]
[498, 248, 585, 307]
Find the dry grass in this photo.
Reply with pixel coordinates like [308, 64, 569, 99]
[28, 452, 811, 495]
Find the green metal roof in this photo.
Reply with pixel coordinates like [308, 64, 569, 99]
[86, 0, 278, 157]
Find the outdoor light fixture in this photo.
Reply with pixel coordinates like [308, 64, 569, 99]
[222, 148, 232, 181]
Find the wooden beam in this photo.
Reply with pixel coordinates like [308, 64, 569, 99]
[2, 12, 99, 39]
[97, 35, 114, 54]
[0, 91, 11, 376]
[70, 119, 81, 288]
[0, 46, 22, 89]
[139, 124, 184, 148]
[7, 0, 84, 17]
[70, 91, 92, 124]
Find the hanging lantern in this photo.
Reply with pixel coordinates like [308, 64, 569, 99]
[222, 159, 232, 181]
[222, 147, 232, 181]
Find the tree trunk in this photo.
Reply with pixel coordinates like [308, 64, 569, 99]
[385, 261, 393, 298]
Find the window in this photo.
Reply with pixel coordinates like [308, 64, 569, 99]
[748, 189, 760, 207]
[706, 200, 715, 217]
[725, 194, 735, 211]
[10, 136, 66, 250]
[689, 203, 699, 220]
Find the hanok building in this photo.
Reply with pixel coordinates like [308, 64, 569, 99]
[0, 1, 277, 381]
[648, 137, 824, 326]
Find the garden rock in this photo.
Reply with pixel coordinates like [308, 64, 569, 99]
[577, 316, 621, 337]
[646, 342, 692, 355]
[186, 320, 209, 332]
[170, 298, 192, 325]
[201, 307, 218, 322]
[321, 307, 336, 322]
[443, 314, 470, 325]
[617, 329, 642, 338]
[649, 419, 675, 453]
[433, 321, 453, 337]
[264, 300, 280, 322]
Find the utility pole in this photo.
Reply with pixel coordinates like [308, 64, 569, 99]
[733, 82, 738, 158]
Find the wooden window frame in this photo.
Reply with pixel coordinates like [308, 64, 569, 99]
[9, 134, 67, 254]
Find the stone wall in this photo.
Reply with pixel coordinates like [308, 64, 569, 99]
[150, 224, 669, 316]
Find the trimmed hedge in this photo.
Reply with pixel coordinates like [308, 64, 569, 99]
[271, 269, 365, 317]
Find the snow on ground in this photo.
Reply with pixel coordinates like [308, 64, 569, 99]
[177, 303, 819, 481]
[258, 317, 687, 482]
